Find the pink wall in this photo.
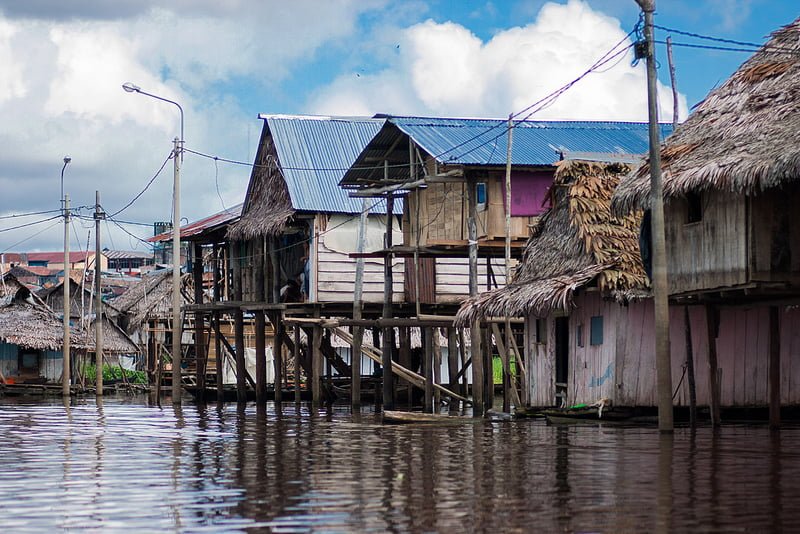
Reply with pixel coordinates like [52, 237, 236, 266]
[503, 171, 552, 217]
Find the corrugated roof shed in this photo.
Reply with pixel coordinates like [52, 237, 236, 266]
[263, 115, 402, 214]
[149, 203, 242, 243]
[342, 116, 672, 187]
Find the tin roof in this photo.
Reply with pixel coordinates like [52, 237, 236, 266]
[263, 115, 402, 214]
[149, 203, 243, 243]
[341, 116, 672, 188]
[103, 250, 154, 260]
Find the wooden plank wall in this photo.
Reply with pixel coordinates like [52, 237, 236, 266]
[749, 186, 800, 283]
[435, 258, 507, 304]
[665, 192, 748, 294]
[526, 315, 556, 406]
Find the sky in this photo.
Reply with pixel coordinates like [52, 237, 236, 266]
[0, 0, 796, 255]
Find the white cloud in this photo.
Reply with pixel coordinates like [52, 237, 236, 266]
[0, 19, 25, 103]
[309, 0, 688, 122]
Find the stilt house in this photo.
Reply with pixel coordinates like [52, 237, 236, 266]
[340, 116, 666, 304]
[458, 159, 691, 408]
[613, 17, 800, 420]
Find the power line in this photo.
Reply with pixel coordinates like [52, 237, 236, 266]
[0, 219, 62, 254]
[0, 214, 62, 233]
[653, 24, 800, 56]
[107, 151, 172, 218]
[0, 208, 63, 220]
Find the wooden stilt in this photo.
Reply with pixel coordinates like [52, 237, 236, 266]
[212, 244, 223, 400]
[273, 312, 284, 404]
[684, 306, 697, 427]
[192, 243, 206, 400]
[432, 328, 442, 409]
[312, 321, 322, 406]
[234, 308, 246, 403]
[255, 310, 266, 404]
[399, 327, 412, 406]
[467, 175, 483, 417]
[293, 324, 301, 403]
[706, 304, 721, 427]
[769, 306, 781, 429]
[447, 328, 459, 407]
[483, 326, 494, 410]
[382, 185, 395, 410]
[423, 327, 433, 412]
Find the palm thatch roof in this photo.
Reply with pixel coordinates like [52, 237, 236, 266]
[614, 17, 800, 213]
[108, 270, 193, 331]
[0, 278, 90, 351]
[457, 160, 649, 324]
[226, 133, 295, 240]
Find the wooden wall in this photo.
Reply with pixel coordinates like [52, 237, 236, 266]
[0, 343, 62, 383]
[434, 258, 507, 304]
[527, 292, 800, 408]
[665, 191, 748, 294]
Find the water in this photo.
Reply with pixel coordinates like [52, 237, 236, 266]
[0, 396, 798, 533]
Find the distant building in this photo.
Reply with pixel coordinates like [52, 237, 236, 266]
[103, 249, 155, 275]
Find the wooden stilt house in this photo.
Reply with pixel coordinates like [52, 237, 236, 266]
[613, 17, 800, 423]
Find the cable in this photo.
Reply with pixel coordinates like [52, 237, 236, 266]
[107, 215, 155, 248]
[654, 24, 764, 50]
[0, 218, 62, 254]
[0, 208, 63, 220]
[214, 156, 226, 210]
[655, 39, 798, 55]
[108, 151, 172, 218]
[0, 214, 62, 233]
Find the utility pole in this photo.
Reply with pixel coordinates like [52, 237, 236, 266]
[172, 136, 182, 404]
[636, 0, 673, 432]
[94, 191, 105, 396]
[503, 114, 513, 413]
[62, 193, 71, 397]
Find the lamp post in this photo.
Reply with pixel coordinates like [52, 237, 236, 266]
[122, 82, 184, 404]
[61, 156, 71, 398]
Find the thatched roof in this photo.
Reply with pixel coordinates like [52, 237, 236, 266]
[0, 283, 90, 351]
[226, 131, 295, 240]
[109, 270, 193, 330]
[457, 160, 649, 323]
[614, 17, 800, 213]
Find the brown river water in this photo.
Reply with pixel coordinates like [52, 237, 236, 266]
[0, 396, 798, 532]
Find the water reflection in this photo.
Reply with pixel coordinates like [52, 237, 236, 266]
[0, 398, 799, 532]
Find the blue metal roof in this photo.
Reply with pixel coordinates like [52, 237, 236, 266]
[388, 116, 672, 166]
[264, 115, 401, 214]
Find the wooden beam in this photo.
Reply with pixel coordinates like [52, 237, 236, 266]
[423, 327, 433, 412]
[254, 310, 267, 404]
[706, 304, 721, 427]
[293, 324, 301, 403]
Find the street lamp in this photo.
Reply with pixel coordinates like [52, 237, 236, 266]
[122, 81, 184, 404]
[61, 156, 71, 398]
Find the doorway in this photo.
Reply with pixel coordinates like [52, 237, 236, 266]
[554, 317, 569, 407]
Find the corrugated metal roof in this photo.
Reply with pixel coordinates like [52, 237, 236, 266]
[103, 250, 154, 260]
[390, 116, 671, 166]
[263, 115, 402, 214]
[149, 203, 243, 243]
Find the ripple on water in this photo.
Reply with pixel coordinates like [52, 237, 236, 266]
[1, 398, 800, 532]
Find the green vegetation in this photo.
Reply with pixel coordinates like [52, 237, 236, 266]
[84, 363, 147, 385]
[492, 356, 517, 384]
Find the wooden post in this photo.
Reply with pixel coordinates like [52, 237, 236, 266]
[312, 309, 322, 406]
[432, 328, 442, 409]
[666, 36, 680, 131]
[293, 324, 301, 403]
[351, 197, 368, 408]
[382, 175, 395, 410]
[706, 304, 721, 427]
[467, 176, 484, 417]
[94, 191, 104, 397]
[637, 0, 673, 432]
[447, 327, 460, 403]
[232, 240, 247, 403]
[254, 238, 267, 404]
[684, 305, 697, 427]
[503, 115, 513, 414]
[423, 328, 433, 413]
[769, 306, 781, 429]
[212, 243, 223, 400]
[273, 312, 284, 404]
[255, 310, 266, 403]
[192, 242, 205, 400]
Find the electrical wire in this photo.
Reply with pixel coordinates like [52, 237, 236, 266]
[0, 214, 62, 233]
[214, 156, 226, 210]
[107, 151, 172, 218]
[0, 218, 62, 254]
[0, 208, 63, 220]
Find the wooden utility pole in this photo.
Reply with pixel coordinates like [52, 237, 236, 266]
[351, 198, 368, 408]
[382, 160, 395, 410]
[637, 0, 673, 432]
[94, 191, 104, 396]
[503, 114, 514, 413]
[666, 36, 680, 130]
[467, 177, 484, 417]
[62, 193, 71, 397]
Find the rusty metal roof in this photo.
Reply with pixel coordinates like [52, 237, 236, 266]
[149, 203, 242, 243]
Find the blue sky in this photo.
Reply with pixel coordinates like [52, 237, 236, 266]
[0, 0, 796, 253]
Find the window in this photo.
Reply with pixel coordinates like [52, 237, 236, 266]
[686, 192, 703, 223]
[476, 182, 487, 210]
[590, 316, 604, 346]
